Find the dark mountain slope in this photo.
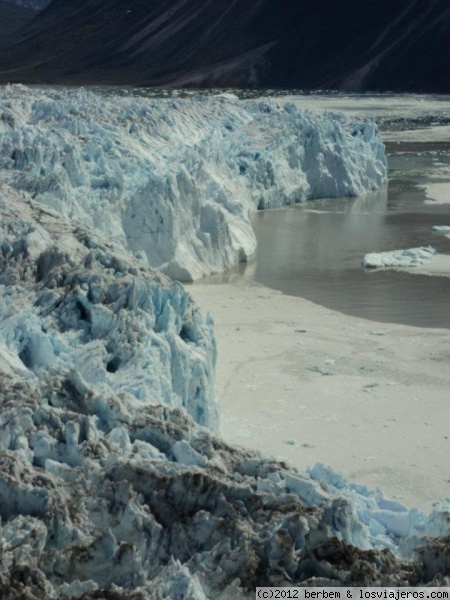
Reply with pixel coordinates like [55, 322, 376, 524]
[3, 0, 51, 8]
[0, 0, 448, 91]
[0, 0, 39, 39]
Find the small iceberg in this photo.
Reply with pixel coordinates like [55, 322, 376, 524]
[432, 225, 450, 232]
[363, 246, 437, 268]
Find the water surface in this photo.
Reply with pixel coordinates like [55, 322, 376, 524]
[200, 136, 450, 329]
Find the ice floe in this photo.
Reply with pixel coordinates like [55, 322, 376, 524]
[363, 246, 437, 269]
[425, 183, 450, 204]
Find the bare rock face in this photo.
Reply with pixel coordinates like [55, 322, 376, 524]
[1, 181, 450, 599]
[0, 0, 42, 39]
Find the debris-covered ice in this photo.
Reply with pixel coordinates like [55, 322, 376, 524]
[1, 189, 450, 598]
[0, 187, 218, 431]
[0, 85, 387, 280]
[1, 87, 449, 597]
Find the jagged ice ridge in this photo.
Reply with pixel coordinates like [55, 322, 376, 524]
[1, 87, 449, 598]
[0, 187, 218, 430]
[0, 85, 387, 280]
[1, 195, 450, 599]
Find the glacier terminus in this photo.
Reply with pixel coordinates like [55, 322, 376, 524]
[0, 86, 449, 599]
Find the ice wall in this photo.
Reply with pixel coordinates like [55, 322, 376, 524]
[0, 86, 387, 280]
[3, 88, 449, 598]
[0, 187, 218, 430]
[1, 164, 450, 600]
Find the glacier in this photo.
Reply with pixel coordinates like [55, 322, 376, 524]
[0, 85, 387, 280]
[1, 87, 449, 597]
[0, 186, 218, 431]
[1, 173, 450, 599]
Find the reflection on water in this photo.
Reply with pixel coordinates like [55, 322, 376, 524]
[293, 187, 389, 214]
[200, 186, 450, 329]
[185, 94, 450, 329]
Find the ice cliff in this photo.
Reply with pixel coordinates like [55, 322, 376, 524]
[0, 85, 387, 280]
[1, 187, 450, 599]
[0, 187, 218, 430]
[1, 87, 448, 597]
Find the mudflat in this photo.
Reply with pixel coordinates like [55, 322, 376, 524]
[190, 280, 450, 512]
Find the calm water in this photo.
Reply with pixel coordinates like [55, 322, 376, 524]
[201, 137, 450, 329]
[99, 89, 450, 329]
[45, 88, 450, 327]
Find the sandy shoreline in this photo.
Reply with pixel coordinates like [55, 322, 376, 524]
[189, 280, 450, 512]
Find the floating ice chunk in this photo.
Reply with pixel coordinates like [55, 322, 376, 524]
[432, 225, 450, 232]
[214, 92, 239, 101]
[425, 183, 450, 204]
[363, 246, 437, 268]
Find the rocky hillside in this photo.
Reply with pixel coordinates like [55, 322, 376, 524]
[0, 0, 40, 39]
[0, 0, 448, 91]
